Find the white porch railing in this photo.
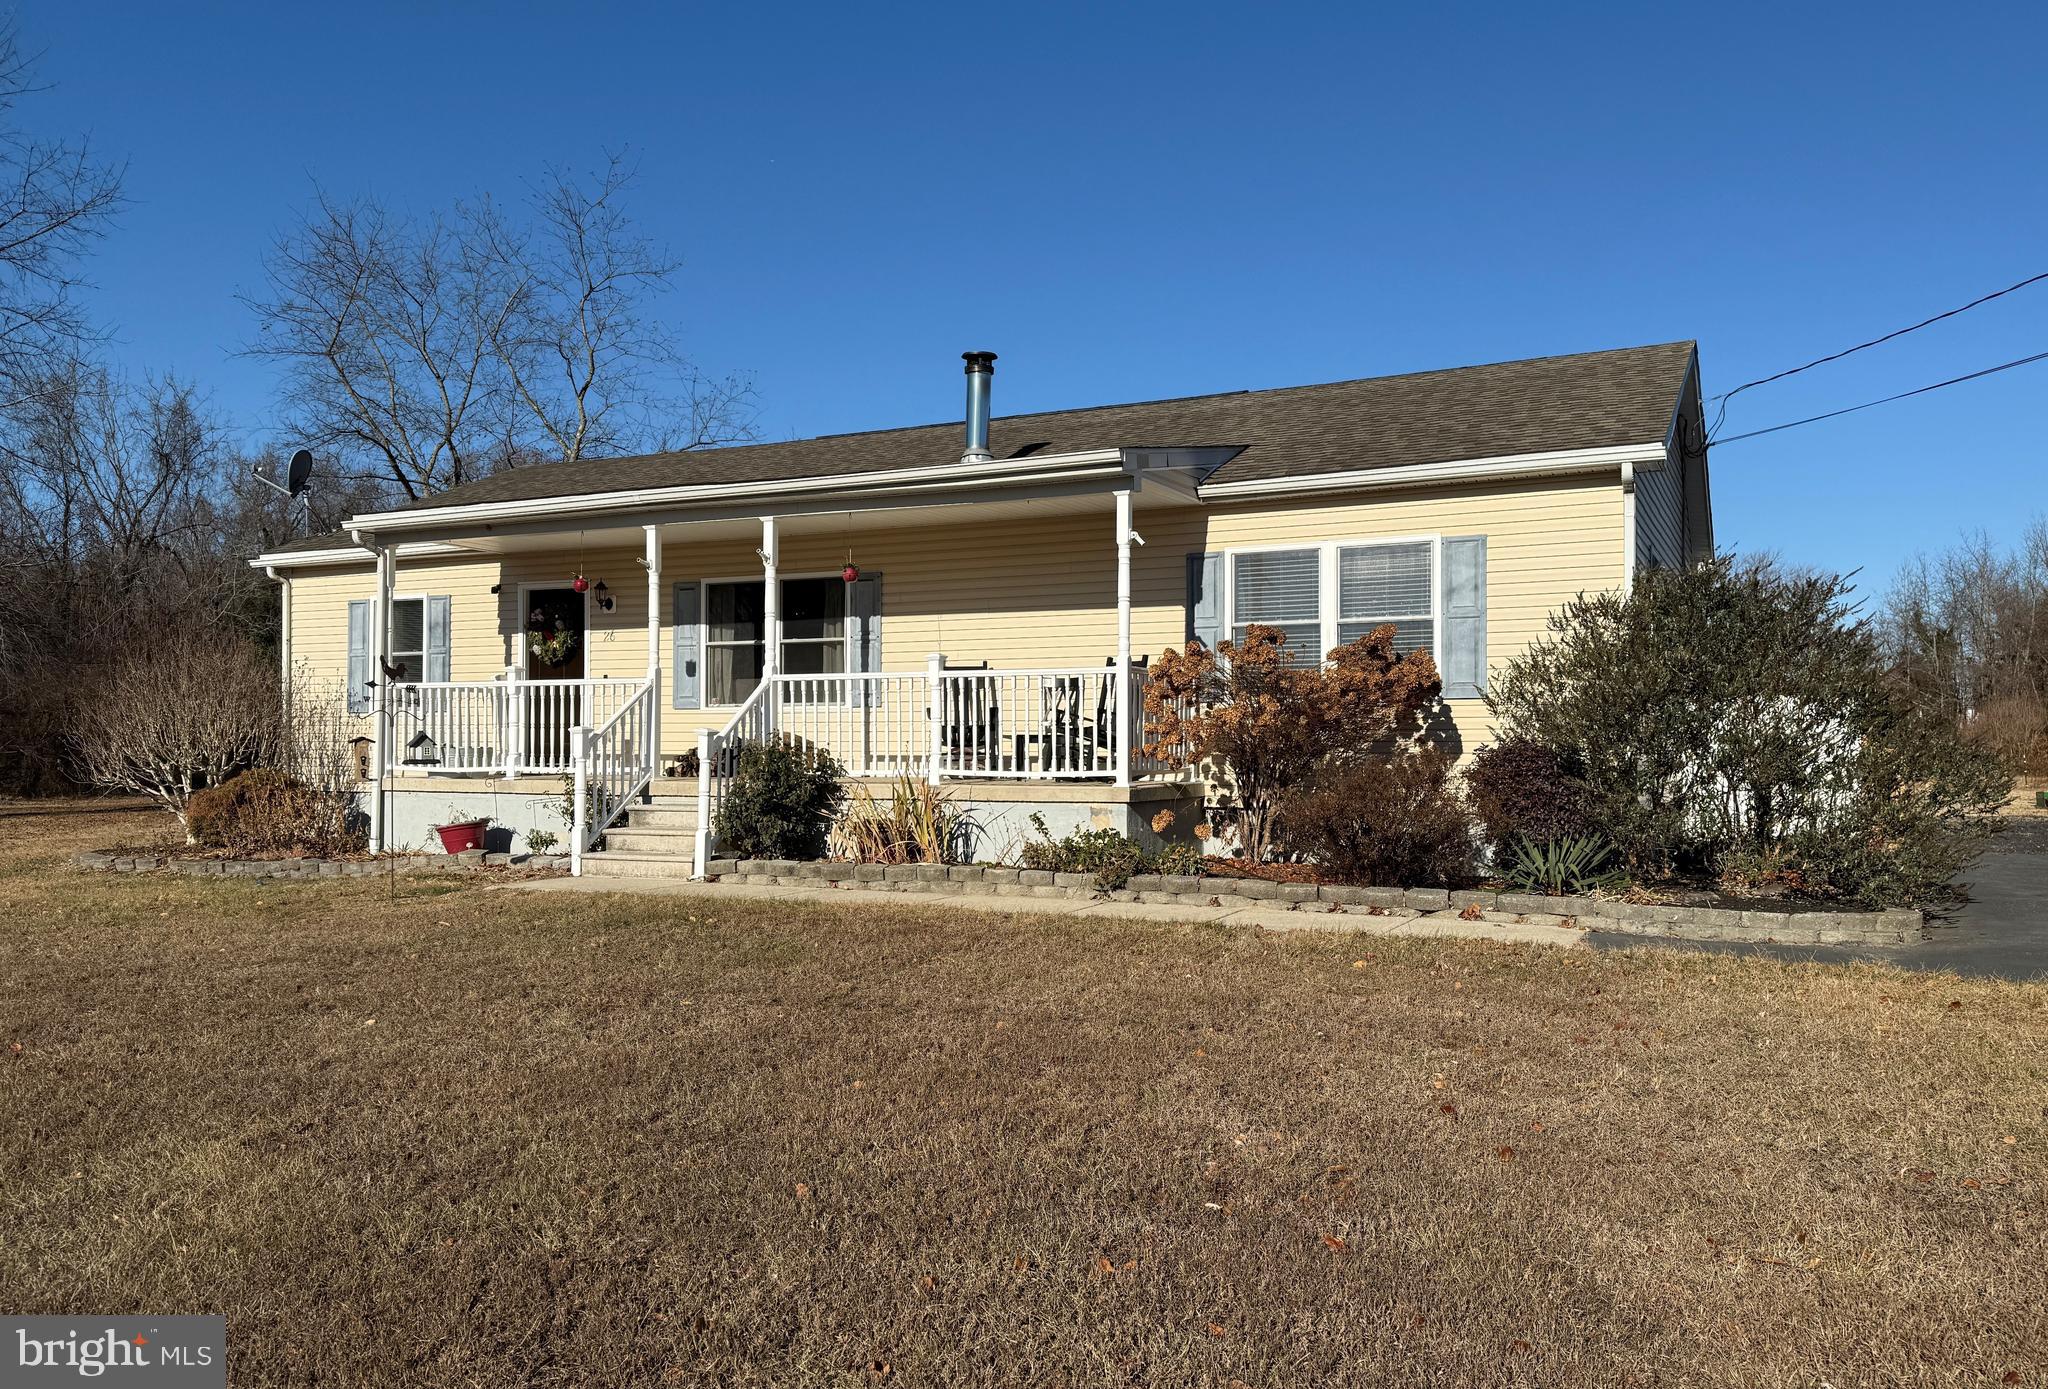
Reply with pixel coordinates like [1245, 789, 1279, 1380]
[569, 678, 658, 873]
[691, 660, 1180, 876]
[390, 676, 648, 776]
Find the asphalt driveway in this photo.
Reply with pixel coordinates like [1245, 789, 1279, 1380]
[1590, 818, 2048, 981]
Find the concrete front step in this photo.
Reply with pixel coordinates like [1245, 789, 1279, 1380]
[581, 851, 700, 879]
[620, 805, 700, 831]
[602, 827, 698, 855]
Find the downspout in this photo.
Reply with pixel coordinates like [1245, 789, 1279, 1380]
[265, 565, 291, 697]
[1620, 460, 1638, 593]
[1113, 488, 1135, 787]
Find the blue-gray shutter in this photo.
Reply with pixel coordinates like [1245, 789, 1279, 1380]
[671, 581, 701, 708]
[850, 573, 883, 706]
[1185, 552, 1223, 648]
[347, 600, 371, 715]
[424, 595, 451, 682]
[1440, 535, 1488, 699]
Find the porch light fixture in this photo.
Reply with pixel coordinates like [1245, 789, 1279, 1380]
[594, 579, 615, 612]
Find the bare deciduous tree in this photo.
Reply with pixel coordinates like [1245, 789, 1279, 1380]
[244, 155, 754, 499]
[1885, 519, 2048, 772]
[0, 20, 123, 405]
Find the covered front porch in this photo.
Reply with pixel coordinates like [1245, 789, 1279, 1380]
[322, 446, 1215, 874]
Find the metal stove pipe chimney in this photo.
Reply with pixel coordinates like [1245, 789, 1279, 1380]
[961, 351, 996, 463]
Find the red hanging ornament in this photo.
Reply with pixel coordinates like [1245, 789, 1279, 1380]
[572, 574, 589, 593]
[842, 563, 860, 583]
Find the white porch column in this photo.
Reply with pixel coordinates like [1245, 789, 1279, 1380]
[1114, 488, 1134, 788]
[369, 539, 395, 852]
[759, 516, 780, 729]
[644, 522, 663, 774]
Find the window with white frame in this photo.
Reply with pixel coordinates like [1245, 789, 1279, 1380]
[779, 577, 847, 677]
[1230, 548, 1322, 663]
[1338, 540, 1433, 655]
[703, 577, 848, 704]
[1228, 538, 1436, 663]
[388, 597, 426, 682]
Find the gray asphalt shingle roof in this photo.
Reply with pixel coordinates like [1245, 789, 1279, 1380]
[275, 340, 1694, 552]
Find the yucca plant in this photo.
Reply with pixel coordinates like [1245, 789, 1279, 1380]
[1503, 832, 1627, 896]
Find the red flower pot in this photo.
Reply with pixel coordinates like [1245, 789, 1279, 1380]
[433, 819, 489, 854]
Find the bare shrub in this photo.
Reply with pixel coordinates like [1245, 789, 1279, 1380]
[1277, 748, 1475, 887]
[71, 631, 281, 838]
[1143, 623, 1443, 861]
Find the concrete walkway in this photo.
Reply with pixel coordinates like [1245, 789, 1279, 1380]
[500, 875, 1588, 950]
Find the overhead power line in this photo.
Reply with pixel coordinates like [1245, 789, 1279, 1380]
[1711, 347, 2048, 446]
[1708, 267, 2048, 438]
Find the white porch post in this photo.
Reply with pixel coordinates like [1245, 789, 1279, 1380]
[760, 516, 780, 729]
[926, 652, 946, 787]
[569, 723, 588, 875]
[1114, 488, 1134, 788]
[369, 540, 395, 852]
[644, 523, 662, 774]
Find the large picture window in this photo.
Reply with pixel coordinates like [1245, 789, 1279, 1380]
[1226, 538, 1438, 665]
[704, 576, 849, 704]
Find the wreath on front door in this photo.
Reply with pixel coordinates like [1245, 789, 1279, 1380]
[527, 610, 578, 665]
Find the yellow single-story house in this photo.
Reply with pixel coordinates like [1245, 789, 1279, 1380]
[253, 341, 1712, 876]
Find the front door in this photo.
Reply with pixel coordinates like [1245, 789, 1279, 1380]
[524, 587, 587, 765]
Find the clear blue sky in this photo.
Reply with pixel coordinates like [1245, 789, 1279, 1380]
[28, 1, 2047, 593]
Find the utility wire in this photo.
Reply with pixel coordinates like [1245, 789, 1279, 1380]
[1708, 268, 2048, 438]
[1712, 347, 2048, 445]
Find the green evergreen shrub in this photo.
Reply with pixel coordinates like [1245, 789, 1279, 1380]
[1488, 556, 2009, 906]
[713, 736, 846, 861]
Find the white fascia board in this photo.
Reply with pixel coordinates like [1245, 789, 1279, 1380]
[341, 448, 1130, 535]
[248, 540, 472, 573]
[1197, 441, 1669, 500]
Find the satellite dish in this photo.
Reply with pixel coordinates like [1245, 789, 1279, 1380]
[253, 448, 316, 507]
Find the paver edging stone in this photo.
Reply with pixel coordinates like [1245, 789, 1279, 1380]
[705, 860, 1925, 945]
[75, 849, 569, 880]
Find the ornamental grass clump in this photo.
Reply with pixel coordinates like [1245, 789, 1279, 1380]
[830, 776, 968, 865]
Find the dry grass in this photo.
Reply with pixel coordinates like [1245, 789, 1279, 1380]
[4, 799, 2045, 1387]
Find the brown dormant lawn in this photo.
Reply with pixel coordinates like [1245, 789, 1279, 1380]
[4, 800, 2044, 1386]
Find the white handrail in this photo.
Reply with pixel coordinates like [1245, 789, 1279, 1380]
[693, 677, 775, 877]
[571, 679, 657, 874]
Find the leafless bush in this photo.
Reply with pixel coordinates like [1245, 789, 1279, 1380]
[71, 631, 281, 838]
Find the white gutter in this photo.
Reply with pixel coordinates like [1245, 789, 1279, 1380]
[250, 539, 474, 573]
[340, 447, 1129, 536]
[1197, 441, 1667, 500]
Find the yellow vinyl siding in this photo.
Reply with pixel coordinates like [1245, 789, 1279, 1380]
[281, 472, 1624, 759]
